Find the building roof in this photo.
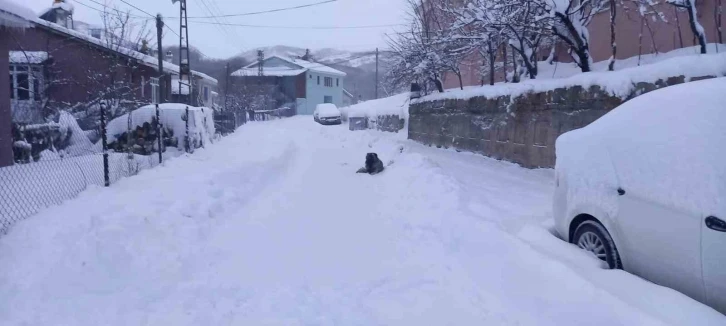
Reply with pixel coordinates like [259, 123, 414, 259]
[32, 18, 218, 85]
[0, 0, 35, 28]
[232, 55, 346, 78]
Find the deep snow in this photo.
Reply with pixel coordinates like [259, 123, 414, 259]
[0, 117, 723, 325]
[424, 45, 726, 102]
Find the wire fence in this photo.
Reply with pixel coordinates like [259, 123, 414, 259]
[0, 102, 234, 234]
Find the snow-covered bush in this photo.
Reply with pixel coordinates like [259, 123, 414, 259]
[10, 111, 95, 163]
[104, 104, 216, 154]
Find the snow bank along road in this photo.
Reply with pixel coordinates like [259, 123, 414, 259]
[1, 117, 723, 325]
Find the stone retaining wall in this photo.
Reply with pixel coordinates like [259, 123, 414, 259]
[408, 75, 717, 168]
[349, 115, 406, 133]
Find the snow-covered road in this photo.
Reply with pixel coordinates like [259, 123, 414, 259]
[1, 117, 723, 325]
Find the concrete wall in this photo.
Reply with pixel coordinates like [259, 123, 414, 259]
[409, 75, 717, 168]
[349, 115, 406, 133]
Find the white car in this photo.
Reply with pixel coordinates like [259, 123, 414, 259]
[313, 103, 342, 125]
[554, 78, 726, 315]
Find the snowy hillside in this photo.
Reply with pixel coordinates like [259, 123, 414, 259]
[237, 45, 391, 70]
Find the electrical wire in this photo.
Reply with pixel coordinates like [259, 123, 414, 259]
[186, 21, 405, 30]
[170, 0, 338, 19]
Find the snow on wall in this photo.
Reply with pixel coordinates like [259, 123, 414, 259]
[419, 52, 726, 103]
[104, 104, 216, 150]
[346, 93, 410, 119]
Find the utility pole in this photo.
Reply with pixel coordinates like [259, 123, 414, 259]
[173, 0, 192, 105]
[257, 50, 264, 76]
[224, 62, 230, 112]
[155, 14, 165, 103]
[375, 47, 379, 99]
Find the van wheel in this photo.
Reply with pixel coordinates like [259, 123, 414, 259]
[573, 220, 623, 269]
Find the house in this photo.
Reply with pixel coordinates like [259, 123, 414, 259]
[230, 55, 346, 115]
[5, 0, 217, 127]
[0, 0, 35, 167]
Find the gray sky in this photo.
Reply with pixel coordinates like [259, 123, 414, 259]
[22, 0, 408, 59]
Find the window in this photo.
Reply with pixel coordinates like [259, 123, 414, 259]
[150, 77, 160, 104]
[10, 65, 42, 101]
[141, 76, 145, 97]
[324, 95, 333, 103]
[324, 77, 333, 87]
[317, 76, 320, 85]
[203, 86, 209, 102]
[336, 78, 339, 87]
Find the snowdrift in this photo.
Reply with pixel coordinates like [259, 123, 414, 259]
[345, 93, 410, 119]
[422, 50, 726, 102]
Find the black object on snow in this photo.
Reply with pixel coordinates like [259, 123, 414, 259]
[356, 153, 385, 175]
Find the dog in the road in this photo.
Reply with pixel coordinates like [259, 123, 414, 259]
[356, 153, 385, 175]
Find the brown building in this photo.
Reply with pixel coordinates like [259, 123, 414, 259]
[442, 0, 725, 89]
[1, 2, 35, 167]
[1, 1, 217, 166]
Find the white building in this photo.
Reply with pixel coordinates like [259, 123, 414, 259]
[232, 55, 346, 115]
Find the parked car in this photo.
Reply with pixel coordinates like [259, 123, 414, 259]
[553, 78, 726, 315]
[314, 104, 342, 125]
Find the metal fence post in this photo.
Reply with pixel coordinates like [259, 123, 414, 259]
[185, 106, 190, 153]
[100, 101, 110, 187]
[156, 103, 162, 164]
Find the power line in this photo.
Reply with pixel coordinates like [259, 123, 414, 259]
[118, 0, 156, 19]
[187, 21, 405, 30]
[170, 0, 338, 19]
[77, 0, 149, 19]
[78, 0, 181, 38]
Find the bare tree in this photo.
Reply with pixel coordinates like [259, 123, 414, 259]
[386, 0, 448, 94]
[548, 0, 608, 72]
[667, 0, 707, 53]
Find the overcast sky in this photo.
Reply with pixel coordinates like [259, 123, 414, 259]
[22, 0, 408, 59]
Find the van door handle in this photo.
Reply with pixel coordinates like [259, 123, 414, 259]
[705, 216, 726, 232]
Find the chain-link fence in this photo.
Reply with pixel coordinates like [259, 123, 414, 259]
[1, 102, 216, 234]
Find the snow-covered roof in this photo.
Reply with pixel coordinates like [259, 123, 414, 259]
[10, 51, 49, 64]
[31, 18, 218, 85]
[287, 56, 346, 77]
[233, 55, 346, 77]
[0, 0, 35, 28]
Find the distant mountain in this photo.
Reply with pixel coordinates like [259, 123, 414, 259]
[237, 45, 392, 71]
